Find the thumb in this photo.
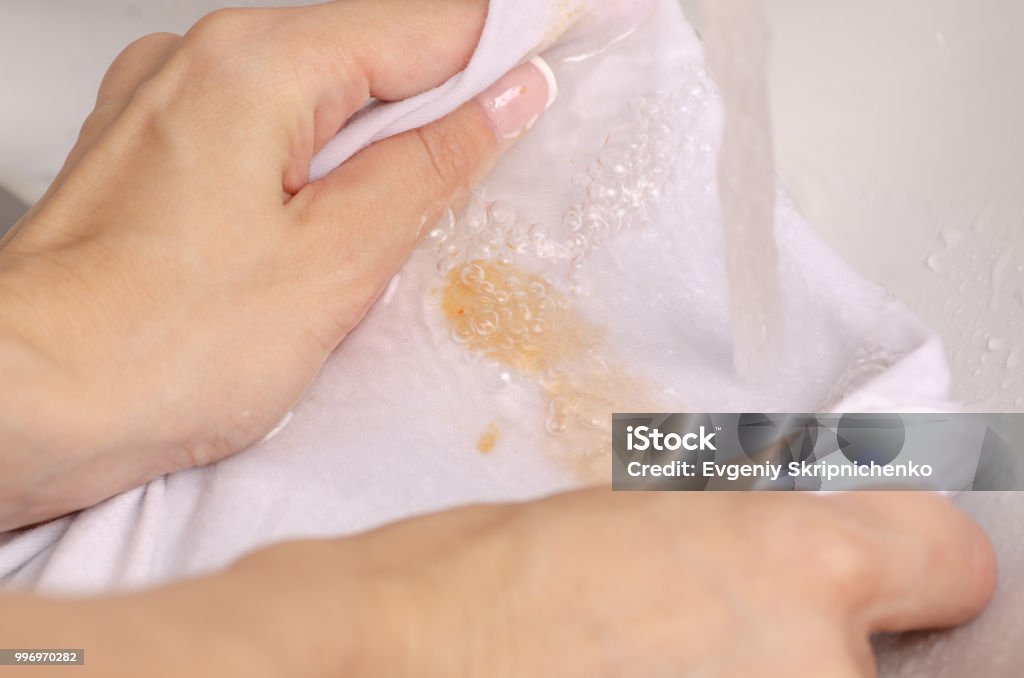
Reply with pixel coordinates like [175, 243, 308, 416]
[291, 57, 558, 293]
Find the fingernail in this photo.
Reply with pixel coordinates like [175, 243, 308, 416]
[476, 56, 558, 141]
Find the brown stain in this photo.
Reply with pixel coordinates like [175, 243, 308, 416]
[442, 261, 662, 481]
[477, 422, 501, 454]
[441, 261, 601, 376]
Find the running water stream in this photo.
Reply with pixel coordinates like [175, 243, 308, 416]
[702, 0, 785, 380]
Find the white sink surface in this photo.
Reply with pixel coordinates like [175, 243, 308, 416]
[681, 0, 1024, 410]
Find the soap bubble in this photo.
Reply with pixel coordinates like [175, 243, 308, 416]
[459, 263, 485, 286]
[436, 254, 460, 275]
[472, 310, 500, 336]
[488, 201, 517, 226]
[545, 411, 570, 436]
[451, 322, 474, 345]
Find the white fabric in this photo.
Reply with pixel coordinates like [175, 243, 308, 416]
[0, 0, 956, 595]
[308, 0, 592, 181]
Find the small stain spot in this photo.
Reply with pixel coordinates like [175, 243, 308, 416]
[477, 422, 501, 454]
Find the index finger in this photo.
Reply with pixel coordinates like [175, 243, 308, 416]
[170, 0, 489, 193]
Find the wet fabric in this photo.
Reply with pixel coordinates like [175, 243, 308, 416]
[0, 0, 955, 593]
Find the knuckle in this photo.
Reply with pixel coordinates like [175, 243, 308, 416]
[99, 33, 181, 99]
[189, 7, 254, 42]
[126, 31, 181, 53]
[753, 499, 872, 589]
[805, 520, 874, 591]
[182, 9, 265, 76]
[110, 32, 179, 69]
[77, 108, 111, 142]
[745, 498, 875, 598]
[180, 8, 301, 95]
[413, 117, 482, 194]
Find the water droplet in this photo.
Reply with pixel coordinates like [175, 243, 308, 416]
[546, 411, 569, 436]
[480, 361, 515, 391]
[451, 323, 474, 344]
[1007, 347, 1022, 370]
[420, 227, 448, 250]
[495, 250, 515, 268]
[480, 227, 503, 248]
[488, 201, 516, 226]
[990, 247, 1014, 305]
[588, 177, 622, 207]
[259, 411, 294, 444]
[460, 263, 485, 286]
[598, 146, 630, 176]
[576, 402, 605, 430]
[563, 211, 584, 233]
[925, 254, 943, 273]
[987, 337, 1006, 352]
[436, 253, 460, 275]
[472, 311, 499, 336]
[507, 321, 528, 336]
[467, 244, 493, 261]
[528, 223, 547, 248]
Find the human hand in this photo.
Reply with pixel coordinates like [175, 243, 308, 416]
[0, 0, 555, 529]
[19, 490, 990, 677]
[326, 490, 995, 677]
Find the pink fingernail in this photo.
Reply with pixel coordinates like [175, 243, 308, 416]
[476, 56, 558, 141]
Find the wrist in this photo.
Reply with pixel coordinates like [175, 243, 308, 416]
[0, 261, 119, 529]
[0, 328, 78, 528]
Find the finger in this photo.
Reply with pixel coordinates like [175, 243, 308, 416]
[290, 58, 556, 317]
[73, 34, 182, 173]
[97, 33, 182, 107]
[824, 492, 997, 633]
[171, 0, 488, 193]
[2, 33, 181, 248]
